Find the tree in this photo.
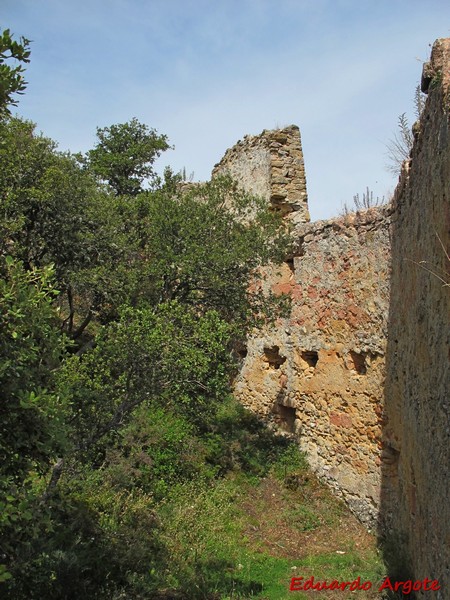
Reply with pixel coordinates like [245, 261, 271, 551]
[0, 118, 94, 274]
[86, 118, 171, 196]
[0, 117, 144, 340]
[133, 175, 291, 328]
[35, 173, 290, 509]
[57, 302, 235, 450]
[46, 175, 290, 475]
[0, 257, 66, 479]
[0, 28, 31, 116]
[0, 256, 68, 583]
[0, 90, 294, 596]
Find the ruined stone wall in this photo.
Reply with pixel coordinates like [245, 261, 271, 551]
[218, 38, 449, 588]
[382, 38, 450, 597]
[212, 113, 391, 528]
[212, 125, 310, 225]
[236, 207, 391, 526]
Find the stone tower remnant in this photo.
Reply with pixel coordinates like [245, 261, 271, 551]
[212, 125, 310, 225]
[214, 124, 391, 527]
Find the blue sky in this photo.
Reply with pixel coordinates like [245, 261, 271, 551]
[3, 0, 450, 219]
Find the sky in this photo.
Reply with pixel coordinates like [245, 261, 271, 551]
[2, 0, 450, 220]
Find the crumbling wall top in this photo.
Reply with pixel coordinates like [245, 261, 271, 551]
[212, 125, 310, 225]
[421, 37, 450, 95]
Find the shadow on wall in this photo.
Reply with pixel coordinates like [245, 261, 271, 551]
[378, 38, 450, 599]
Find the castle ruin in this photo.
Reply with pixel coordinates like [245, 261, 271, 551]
[213, 38, 450, 598]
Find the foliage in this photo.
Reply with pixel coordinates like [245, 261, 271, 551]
[0, 36, 378, 599]
[207, 398, 292, 477]
[0, 117, 290, 343]
[385, 113, 414, 176]
[57, 302, 235, 453]
[0, 256, 68, 583]
[4, 398, 298, 598]
[413, 83, 426, 118]
[3, 478, 163, 600]
[159, 478, 243, 597]
[0, 117, 56, 254]
[153, 451, 384, 600]
[271, 443, 309, 483]
[86, 117, 171, 196]
[0, 28, 31, 116]
[352, 187, 385, 211]
[132, 174, 291, 328]
[0, 116, 147, 336]
[0, 118, 97, 275]
[0, 256, 67, 479]
[101, 405, 217, 499]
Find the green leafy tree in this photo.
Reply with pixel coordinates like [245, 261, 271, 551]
[86, 117, 171, 196]
[0, 118, 96, 274]
[57, 302, 235, 453]
[0, 257, 66, 477]
[37, 173, 290, 507]
[0, 256, 68, 582]
[0, 28, 31, 116]
[0, 117, 143, 339]
[132, 175, 290, 328]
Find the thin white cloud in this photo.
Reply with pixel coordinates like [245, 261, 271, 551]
[4, 0, 450, 220]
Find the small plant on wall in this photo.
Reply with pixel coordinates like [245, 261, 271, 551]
[385, 84, 426, 176]
[341, 187, 386, 216]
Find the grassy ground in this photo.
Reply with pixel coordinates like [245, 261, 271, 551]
[158, 446, 387, 599]
[221, 476, 385, 599]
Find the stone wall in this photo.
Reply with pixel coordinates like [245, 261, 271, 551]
[212, 125, 310, 225]
[382, 38, 450, 597]
[216, 37, 449, 591]
[235, 208, 391, 526]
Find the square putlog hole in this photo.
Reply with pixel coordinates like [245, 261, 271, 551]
[263, 345, 286, 370]
[350, 350, 367, 374]
[301, 350, 319, 368]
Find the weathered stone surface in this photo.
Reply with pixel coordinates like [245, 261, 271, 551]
[382, 37, 450, 598]
[212, 125, 310, 225]
[235, 207, 391, 526]
[420, 37, 450, 94]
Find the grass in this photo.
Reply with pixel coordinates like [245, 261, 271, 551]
[221, 548, 384, 599]
[155, 444, 386, 599]
[224, 475, 385, 599]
